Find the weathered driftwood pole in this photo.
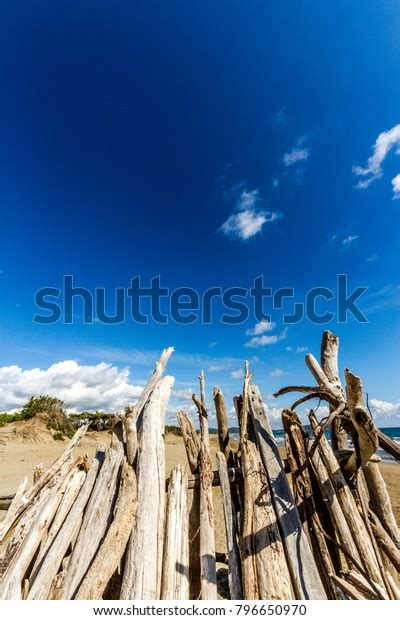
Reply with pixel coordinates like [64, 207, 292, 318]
[216, 452, 242, 600]
[177, 409, 201, 600]
[0, 460, 77, 600]
[213, 387, 230, 460]
[192, 373, 217, 600]
[344, 369, 378, 471]
[310, 444, 361, 566]
[309, 413, 383, 587]
[30, 462, 87, 574]
[122, 347, 174, 465]
[282, 409, 338, 598]
[75, 460, 137, 600]
[362, 461, 400, 548]
[248, 385, 326, 600]
[176, 411, 200, 474]
[320, 331, 347, 450]
[0, 455, 76, 582]
[239, 364, 293, 600]
[27, 448, 105, 600]
[161, 465, 189, 600]
[121, 375, 174, 600]
[59, 429, 125, 599]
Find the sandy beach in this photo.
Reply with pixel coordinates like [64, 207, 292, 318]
[1, 421, 399, 546]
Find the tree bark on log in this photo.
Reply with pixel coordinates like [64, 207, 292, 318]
[75, 460, 137, 600]
[248, 386, 326, 600]
[161, 465, 189, 600]
[216, 452, 242, 600]
[121, 376, 173, 600]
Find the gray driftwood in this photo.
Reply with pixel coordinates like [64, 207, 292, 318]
[121, 376, 174, 600]
[161, 465, 189, 600]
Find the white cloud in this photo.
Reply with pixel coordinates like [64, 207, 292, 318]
[208, 341, 218, 348]
[245, 319, 276, 336]
[207, 364, 226, 372]
[285, 346, 293, 352]
[273, 107, 288, 128]
[342, 235, 358, 248]
[366, 253, 378, 263]
[221, 209, 268, 240]
[173, 388, 193, 402]
[220, 187, 281, 241]
[353, 124, 400, 198]
[237, 189, 260, 210]
[296, 346, 308, 353]
[369, 398, 400, 415]
[231, 369, 244, 380]
[270, 368, 285, 377]
[245, 327, 288, 348]
[369, 398, 400, 425]
[392, 174, 400, 199]
[283, 147, 310, 167]
[0, 361, 144, 413]
[330, 232, 359, 252]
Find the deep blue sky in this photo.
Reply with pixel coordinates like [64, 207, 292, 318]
[0, 2, 399, 424]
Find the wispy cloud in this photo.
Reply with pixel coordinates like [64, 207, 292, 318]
[270, 368, 285, 377]
[283, 135, 310, 167]
[360, 284, 400, 315]
[369, 398, 400, 423]
[220, 187, 281, 241]
[245, 327, 288, 348]
[207, 364, 226, 372]
[341, 235, 358, 248]
[245, 319, 276, 336]
[273, 106, 288, 128]
[231, 368, 244, 380]
[392, 173, 400, 199]
[353, 123, 400, 198]
[366, 253, 378, 263]
[330, 232, 359, 252]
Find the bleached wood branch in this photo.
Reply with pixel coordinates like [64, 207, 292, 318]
[161, 465, 189, 600]
[121, 376, 174, 600]
[75, 460, 137, 600]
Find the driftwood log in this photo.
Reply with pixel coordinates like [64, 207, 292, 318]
[121, 375, 174, 600]
[161, 465, 189, 600]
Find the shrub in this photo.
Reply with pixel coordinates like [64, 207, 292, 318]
[53, 432, 65, 441]
[165, 425, 182, 437]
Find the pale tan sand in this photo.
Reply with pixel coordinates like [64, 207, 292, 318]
[1, 424, 399, 542]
